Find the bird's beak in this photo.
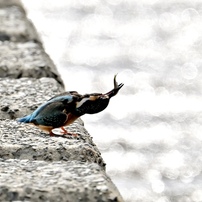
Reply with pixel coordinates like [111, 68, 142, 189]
[104, 74, 124, 98]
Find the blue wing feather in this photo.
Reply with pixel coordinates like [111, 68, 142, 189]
[17, 95, 74, 123]
[18, 114, 32, 123]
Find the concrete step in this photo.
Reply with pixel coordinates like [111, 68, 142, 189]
[0, 159, 120, 202]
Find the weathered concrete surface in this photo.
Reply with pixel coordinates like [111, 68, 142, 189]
[0, 0, 40, 42]
[0, 41, 64, 86]
[0, 78, 63, 119]
[0, 0, 63, 85]
[0, 119, 105, 167]
[0, 159, 121, 202]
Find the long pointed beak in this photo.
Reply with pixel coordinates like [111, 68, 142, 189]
[105, 74, 124, 98]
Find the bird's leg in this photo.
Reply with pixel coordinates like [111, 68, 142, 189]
[61, 126, 78, 137]
[61, 126, 69, 134]
[49, 127, 69, 136]
[50, 127, 78, 137]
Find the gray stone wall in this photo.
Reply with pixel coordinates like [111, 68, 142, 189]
[0, 0, 124, 201]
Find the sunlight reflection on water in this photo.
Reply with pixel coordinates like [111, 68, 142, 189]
[22, 0, 202, 201]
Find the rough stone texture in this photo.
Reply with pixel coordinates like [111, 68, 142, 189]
[0, 119, 105, 168]
[0, 78, 63, 119]
[0, 159, 122, 202]
[0, 0, 63, 85]
[0, 42, 64, 86]
[0, 0, 40, 42]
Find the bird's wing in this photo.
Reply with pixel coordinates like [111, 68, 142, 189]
[19, 101, 52, 123]
[18, 93, 79, 123]
[31, 101, 69, 128]
[27, 94, 75, 122]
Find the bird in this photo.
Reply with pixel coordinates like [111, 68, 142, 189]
[17, 75, 124, 136]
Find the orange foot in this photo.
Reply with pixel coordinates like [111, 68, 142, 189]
[50, 127, 78, 138]
[61, 126, 69, 134]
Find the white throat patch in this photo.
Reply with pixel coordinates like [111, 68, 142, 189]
[76, 97, 90, 108]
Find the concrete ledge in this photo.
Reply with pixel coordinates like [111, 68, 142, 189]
[0, 42, 63, 85]
[0, 0, 64, 85]
[0, 78, 63, 119]
[0, 159, 121, 202]
[0, 119, 105, 167]
[0, 0, 40, 42]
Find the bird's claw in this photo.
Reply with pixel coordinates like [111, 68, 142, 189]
[50, 127, 78, 138]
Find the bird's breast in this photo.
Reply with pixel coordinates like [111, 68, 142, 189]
[64, 113, 79, 126]
[37, 125, 54, 133]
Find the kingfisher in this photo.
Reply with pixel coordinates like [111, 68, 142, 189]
[17, 75, 124, 136]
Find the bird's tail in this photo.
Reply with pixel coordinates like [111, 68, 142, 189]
[105, 74, 124, 98]
[17, 115, 32, 123]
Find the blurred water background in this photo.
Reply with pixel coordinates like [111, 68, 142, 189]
[21, 0, 202, 201]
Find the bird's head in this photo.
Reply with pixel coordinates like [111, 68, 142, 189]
[73, 74, 124, 116]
